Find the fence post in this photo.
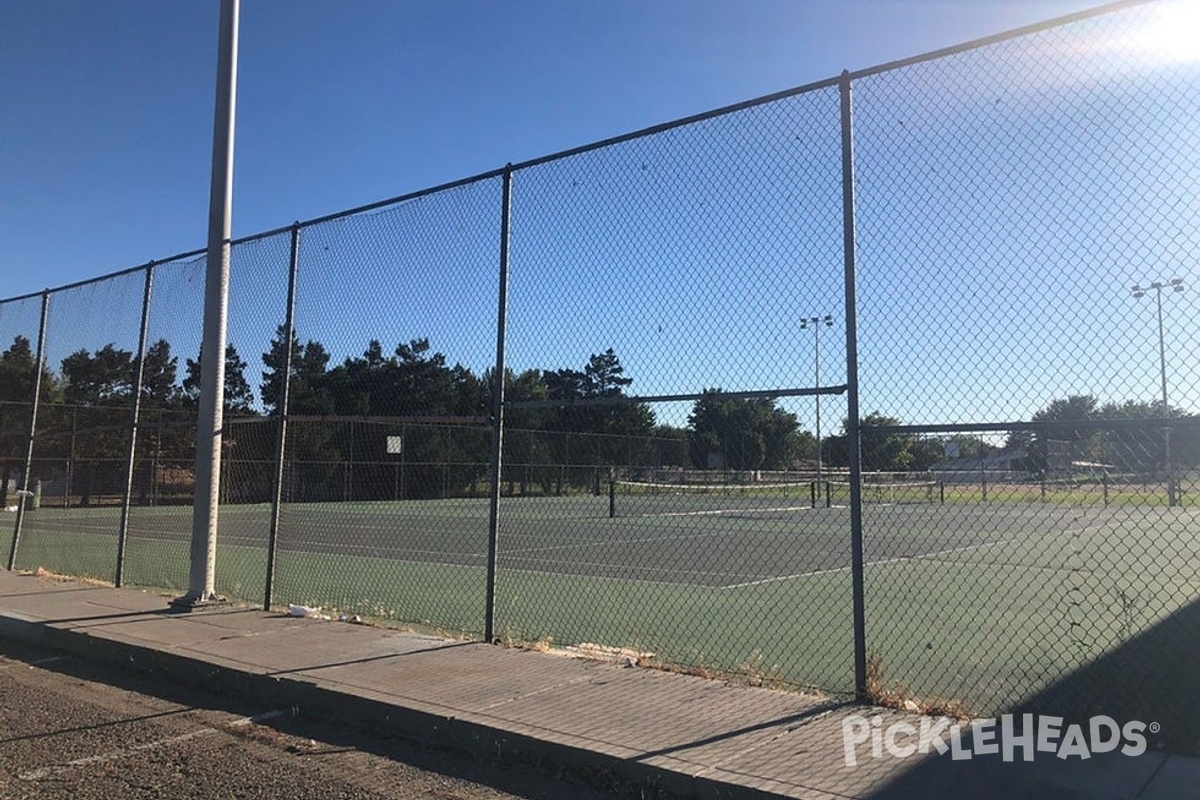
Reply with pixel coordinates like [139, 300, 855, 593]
[264, 223, 300, 610]
[840, 70, 869, 701]
[116, 262, 155, 587]
[8, 290, 50, 571]
[485, 164, 513, 643]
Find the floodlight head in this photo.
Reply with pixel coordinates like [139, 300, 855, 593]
[1133, 291, 1145, 298]
[823, 315, 833, 326]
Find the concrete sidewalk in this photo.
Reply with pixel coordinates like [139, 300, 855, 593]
[0, 570, 1194, 799]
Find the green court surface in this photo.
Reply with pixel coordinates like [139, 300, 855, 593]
[4, 495, 1198, 715]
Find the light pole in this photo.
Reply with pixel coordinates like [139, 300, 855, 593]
[1131, 278, 1184, 507]
[801, 315, 833, 486]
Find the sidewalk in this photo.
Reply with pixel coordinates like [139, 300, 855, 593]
[0, 570, 1194, 799]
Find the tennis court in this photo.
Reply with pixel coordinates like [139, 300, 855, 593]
[8, 490, 1123, 588]
[7, 487, 1198, 716]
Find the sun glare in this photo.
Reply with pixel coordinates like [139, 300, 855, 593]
[1129, 0, 1200, 63]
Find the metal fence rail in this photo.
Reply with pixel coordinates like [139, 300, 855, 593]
[2, 0, 1198, 741]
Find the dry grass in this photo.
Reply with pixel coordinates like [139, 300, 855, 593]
[864, 651, 971, 720]
[21, 566, 115, 588]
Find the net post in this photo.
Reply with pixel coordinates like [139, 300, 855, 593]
[8, 289, 50, 572]
[609, 479, 617, 518]
[810, 480, 817, 509]
[1103, 470, 1109, 507]
[264, 222, 300, 611]
[485, 164, 513, 644]
[939, 480, 945, 505]
[116, 262, 155, 587]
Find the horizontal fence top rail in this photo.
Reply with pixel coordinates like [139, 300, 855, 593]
[507, 386, 850, 410]
[872, 417, 1200, 435]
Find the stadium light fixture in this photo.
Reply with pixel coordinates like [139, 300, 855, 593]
[1131, 278, 1185, 507]
[801, 315, 834, 485]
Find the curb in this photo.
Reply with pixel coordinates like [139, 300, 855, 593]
[0, 610, 785, 800]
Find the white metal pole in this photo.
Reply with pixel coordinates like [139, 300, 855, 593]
[174, 0, 239, 609]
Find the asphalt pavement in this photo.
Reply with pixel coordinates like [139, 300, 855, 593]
[0, 636, 625, 800]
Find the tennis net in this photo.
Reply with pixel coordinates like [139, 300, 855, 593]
[608, 479, 819, 519]
[825, 480, 944, 507]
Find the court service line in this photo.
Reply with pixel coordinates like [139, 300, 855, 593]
[715, 518, 1130, 591]
[717, 539, 1017, 590]
[17, 710, 287, 782]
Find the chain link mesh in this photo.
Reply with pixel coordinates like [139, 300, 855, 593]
[2, 0, 1197, 742]
[14, 274, 146, 580]
[122, 255, 206, 592]
[498, 85, 849, 689]
[852, 2, 1200, 735]
[271, 179, 502, 635]
[0, 294, 45, 561]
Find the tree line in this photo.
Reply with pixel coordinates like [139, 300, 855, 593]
[2, 330, 1196, 504]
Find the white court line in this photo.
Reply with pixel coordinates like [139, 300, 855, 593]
[623, 504, 814, 520]
[17, 710, 287, 782]
[716, 519, 1125, 591]
[718, 539, 1016, 590]
[500, 556, 740, 585]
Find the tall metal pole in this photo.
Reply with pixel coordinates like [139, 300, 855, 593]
[174, 0, 239, 609]
[8, 290, 49, 571]
[840, 71, 869, 700]
[815, 321, 822, 485]
[1155, 287, 1174, 507]
[485, 165, 513, 643]
[1132, 279, 1183, 508]
[264, 224, 300, 610]
[116, 262, 155, 587]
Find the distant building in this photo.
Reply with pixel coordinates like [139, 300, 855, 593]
[928, 447, 1028, 483]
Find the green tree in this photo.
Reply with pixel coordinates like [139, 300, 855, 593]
[0, 336, 51, 502]
[61, 344, 134, 405]
[823, 412, 915, 472]
[260, 325, 332, 416]
[859, 412, 913, 472]
[138, 339, 179, 406]
[58, 344, 138, 506]
[183, 344, 256, 415]
[687, 390, 802, 472]
[542, 349, 655, 470]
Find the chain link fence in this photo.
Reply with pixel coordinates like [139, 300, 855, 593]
[3, 0, 1198, 746]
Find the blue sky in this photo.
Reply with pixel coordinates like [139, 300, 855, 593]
[3, 1, 1198, 432]
[2, 0, 1112, 296]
